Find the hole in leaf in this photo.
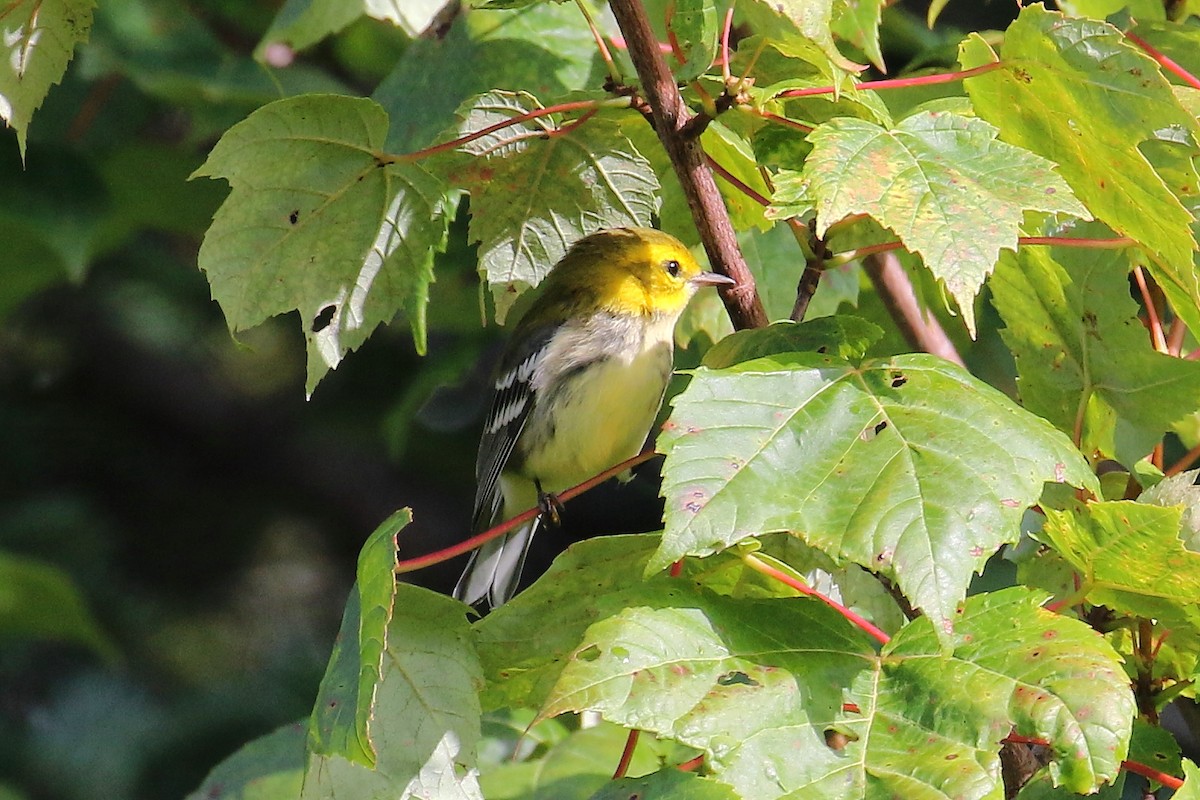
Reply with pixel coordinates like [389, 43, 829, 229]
[890, 372, 907, 388]
[717, 670, 758, 687]
[824, 728, 856, 750]
[312, 305, 336, 332]
[288, 209, 300, 225]
[576, 644, 601, 662]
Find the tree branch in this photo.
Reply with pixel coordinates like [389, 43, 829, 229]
[863, 251, 965, 367]
[608, 0, 767, 330]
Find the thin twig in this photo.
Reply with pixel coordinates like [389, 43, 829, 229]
[394, 449, 659, 573]
[1018, 236, 1134, 249]
[609, 0, 768, 330]
[391, 99, 624, 164]
[1133, 266, 1169, 353]
[741, 553, 891, 646]
[1126, 30, 1200, 90]
[1166, 441, 1200, 476]
[776, 62, 1004, 99]
[613, 729, 641, 778]
[575, 0, 622, 85]
[862, 252, 965, 367]
[720, 7, 734, 83]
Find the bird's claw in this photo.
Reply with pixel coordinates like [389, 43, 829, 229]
[535, 481, 564, 528]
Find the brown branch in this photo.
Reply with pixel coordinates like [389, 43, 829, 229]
[609, 0, 767, 330]
[863, 252, 965, 367]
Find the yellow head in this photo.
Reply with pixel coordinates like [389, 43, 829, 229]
[541, 227, 734, 320]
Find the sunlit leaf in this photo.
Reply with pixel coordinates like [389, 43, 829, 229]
[771, 110, 1088, 334]
[991, 224, 1200, 465]
[303, 583, 483, 799]
[448, 92, 659, 321]
[192, 94, 451, 394]
[961, 5, 1200, 325]
[0, 0, 95, 156]
[1041, 501, 1200, 633]
[541, 587, 1129, 799]
[653, 352, 1097, 637]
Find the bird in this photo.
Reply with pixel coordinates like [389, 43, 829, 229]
[454, 227, 735, 608]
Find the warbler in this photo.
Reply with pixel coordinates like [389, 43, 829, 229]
[454, 227, 735, 608]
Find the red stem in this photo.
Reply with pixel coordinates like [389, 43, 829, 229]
[1018, 236, 1134, 249]
[395, 100, 603, 163]
[720, 7, 734, 82]
[742, 554, 891, 646]
[758, 110, 814, 134]
[677, 754, 705, 772]
[1126, 30, 1200, 90]
[706, 155, 771, 206]
[1133, 266, 1169, 352]
[665, 1, 686, 64]
[777, 62, 1004, 99]
[394, 449, 659, 574]
[613, 728, 640, 778]
[1121, 758, 1183, 789]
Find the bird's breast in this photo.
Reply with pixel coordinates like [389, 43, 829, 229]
[519, 313, 676, 490]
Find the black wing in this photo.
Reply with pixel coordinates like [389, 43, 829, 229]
[471, 325, 554, 533]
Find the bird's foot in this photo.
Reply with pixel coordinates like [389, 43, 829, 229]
[535, 481, 565, 528]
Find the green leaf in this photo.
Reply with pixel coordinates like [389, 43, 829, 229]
[0, 552, 116, 660]
[990, 226, 1200, 465]
[960, 6, 1200, 319]
[450, 93, 660, 321]
[653, 352, 1098, 638]
[702, 317, 883, 367]
[375, 2, 602, 153]
[0, 0, 95, 156]
[702, 120, 772, 232]
[184, 723, 306, 800]
[588, 770, 739, 799]
[1041, 500, 1200, 630]
[539, 587, 1129, 799]
[259, 0, 454, 53]
[669, 0, 719, 82]
[738, 0, 863, 79]
[192, 94, 451, 394]
[1141, 468, 1200, 551]
[539, 594, 874, 724]
[306, 509, 411, 766]
[1126, 719, 1183, 785]
[303, 583, 483, 799]
[481, 722, 671, 800]
[1177, 760, 1200, 799]
[475, 534, 684, 712]
[831, 0, 884, 71]
[863, 588, 1132, 796]
[772, 110, 1088, 334]
[0, 146, 109, 281]
[1057, 0, 1167, 19]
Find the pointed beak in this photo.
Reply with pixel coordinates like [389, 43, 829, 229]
[690, 271, 737, 287]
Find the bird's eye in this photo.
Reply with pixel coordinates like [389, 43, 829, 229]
[664, 259, 681, 277]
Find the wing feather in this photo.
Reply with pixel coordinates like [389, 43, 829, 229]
[471, 326, 554, 533]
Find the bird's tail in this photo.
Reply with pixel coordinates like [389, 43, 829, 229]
[453, 517, 539, 608]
